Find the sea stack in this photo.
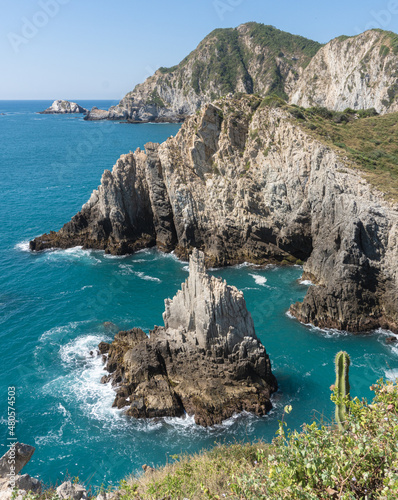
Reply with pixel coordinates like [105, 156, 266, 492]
[39, 100, 88, 114]
[99, 249, 277, 426]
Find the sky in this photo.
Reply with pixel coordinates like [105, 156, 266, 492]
[1, 0, 398, 100]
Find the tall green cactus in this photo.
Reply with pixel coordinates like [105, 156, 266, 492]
[334, 351, 351, 430]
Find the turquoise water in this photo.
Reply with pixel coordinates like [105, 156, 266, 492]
[1, 101, 398, 488]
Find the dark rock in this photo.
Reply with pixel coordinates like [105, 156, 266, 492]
[0, 443, 35, 477]
[99, 250, 277, 426]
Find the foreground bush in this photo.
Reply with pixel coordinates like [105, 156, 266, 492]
[124, 379, 398, 499]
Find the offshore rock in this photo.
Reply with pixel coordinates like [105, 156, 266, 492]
[99, 249, 277, 426]
[39, 100, 88, 114]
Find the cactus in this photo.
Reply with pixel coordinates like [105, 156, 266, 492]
[334, 351, 351, 430]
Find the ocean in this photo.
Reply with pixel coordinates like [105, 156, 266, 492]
[1, 100, 397, 488]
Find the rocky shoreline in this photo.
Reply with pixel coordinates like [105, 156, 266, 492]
[30, 94, 398, 334]
[98, 249, 277, 426]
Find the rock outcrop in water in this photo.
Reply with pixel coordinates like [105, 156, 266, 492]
[99, 249, 277, 426]
[39, 100, 88, 114]
[31, 94, 398, 334]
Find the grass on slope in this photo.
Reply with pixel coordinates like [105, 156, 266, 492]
[117, 380, 398, 499]
[158, 23, 322, 99]
[280, 101, 398, 201]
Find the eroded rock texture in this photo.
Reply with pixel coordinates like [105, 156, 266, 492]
[31, 95, 398, 333]
[99, 249, 277, 426]
[39, 100, 88, 114]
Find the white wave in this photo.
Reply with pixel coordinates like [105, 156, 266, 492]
[233, 262, 251, 269]
[299, 279, 314, 286]
[42, 333, 121, 425]
[45, 246, 102, 264]
[385, 369, 398, 381]
[242, 287, 259, 291]
[306, 324, 349, 338]
[286, 312, 349, 337]
[103, 253, 128, 260]
[39, 320, 91, 342]
[233, 262, 261, 269]
[182, 265, 189, 272]
[118, 264, 161, 282]
[134, 271, 161, 283]
[249, 273, 267, 286]
[59, 334, 105, 364]
[14, 240, 30, 252]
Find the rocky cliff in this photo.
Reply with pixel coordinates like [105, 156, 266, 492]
[290, 30, 398, 114]
[39, 100, 88, 114]
[98, 249, 277, 426]
[85, 23, 321, 122]
[30, 94, 398, 333]
[85, 25, 398, 123]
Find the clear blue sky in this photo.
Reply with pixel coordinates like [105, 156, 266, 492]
[1, 0, 397, 99]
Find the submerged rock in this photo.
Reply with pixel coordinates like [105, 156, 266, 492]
[99, 249, 277, 426]
[39, 100, 88, 114]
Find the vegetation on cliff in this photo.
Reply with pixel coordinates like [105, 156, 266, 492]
[118, 379, 398, 499]
[155, 23, 322, 99]
[259, 94, 398, 201]
[291, 104, 398, 201]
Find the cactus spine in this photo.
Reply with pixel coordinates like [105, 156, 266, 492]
[334, 351, 351, 430]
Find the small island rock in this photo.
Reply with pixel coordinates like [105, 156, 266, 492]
[39, 100, 88, 114]
[99, 249, 277, 426]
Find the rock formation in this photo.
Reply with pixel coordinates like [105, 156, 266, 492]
[290, 30, 398, 114]
[0, 443, 41, 500]
[39, 100, 88, 114]
[31, 94, 398, 333]
[84, 25, 398, 123]
[30, 152, 155, 254]
[84, 22, 321, 122]
[99, 249, 277, 426]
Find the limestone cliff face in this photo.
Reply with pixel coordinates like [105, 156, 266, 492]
[99, 249, 277, 426]
[85, 23, 321, 122]
[31, 95, 398, 333]
[290, 30, 398, 114]
[30, 153, 155, 253]
[163, 249, 256, 352]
